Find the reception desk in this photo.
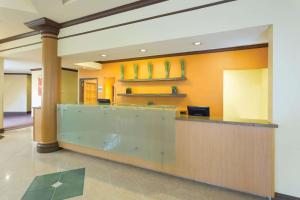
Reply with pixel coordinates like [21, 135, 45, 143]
[54, 104, 277, 198]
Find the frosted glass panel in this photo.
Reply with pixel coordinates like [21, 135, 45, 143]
[57, 104, 176, 165]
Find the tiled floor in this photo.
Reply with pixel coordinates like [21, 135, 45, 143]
[22, 168, 85, 200]
[0, 127, 266, 200]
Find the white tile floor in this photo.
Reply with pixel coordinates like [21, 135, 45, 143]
[0, 127, 266, 200]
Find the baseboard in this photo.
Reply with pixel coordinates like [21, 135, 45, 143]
[274, 193, 300, 200]
[4, 111, 31, 117]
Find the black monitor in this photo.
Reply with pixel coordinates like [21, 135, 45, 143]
[97, 99, 111, 104]
[187, 106, 210, 117]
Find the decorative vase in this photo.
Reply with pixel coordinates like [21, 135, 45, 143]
[133, 64, 139, 79]
[126, 88, 132, 94]
[180, 59, 185, 78]
[164, 60, 170, 78]
[172, 86, 177, 94]
[148, 62, 153, 79]
[120, 64, 125, 80]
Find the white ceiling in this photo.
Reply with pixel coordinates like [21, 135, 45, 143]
[0, 0, 40, 39]
[3, 25, 270, 73]
[0, 0, 138, 39]
[31, 0, 137, 23]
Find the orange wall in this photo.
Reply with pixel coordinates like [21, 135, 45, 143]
[79, 47, 268, 117]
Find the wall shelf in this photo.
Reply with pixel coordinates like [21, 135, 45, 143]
[117, 93, 187, 97]
[118, 77, 186, 83]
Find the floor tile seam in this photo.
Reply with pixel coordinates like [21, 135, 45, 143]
[50, 172, 63, 200]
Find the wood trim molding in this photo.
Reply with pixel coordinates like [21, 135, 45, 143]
[0, 0, 236, 45]
[60, 0, 168, 28]
[97, 43, 268, 64]
[59, 0, 238, 40]
[0, 42, 42, 53]
[0, 31, 40, 44]
[61, 68, 78, 72]
[37, 142, 61, 153]
[0, 0, 167, 44]
[25, 18, 60, 35]
[274, 193, 300, 200]
[30, 68, 42, 71]
[0, 128, 4, 134]
[4, 73, 31, 76]
[4, 111, 31, 117]
[30, 67, 78, 72]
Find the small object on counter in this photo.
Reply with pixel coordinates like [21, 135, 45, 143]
[147, 101, 154, 105]
[126, 87, 132, 94]
[171, 86, 177, 94]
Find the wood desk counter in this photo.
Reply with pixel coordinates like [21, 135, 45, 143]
[176, 115, 278, 128]
[33, 104, 276, 198]
[175, 115, 276, 197]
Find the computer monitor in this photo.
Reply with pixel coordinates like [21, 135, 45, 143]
[97, 99, 111, 104]
[187, 106, 210, 117]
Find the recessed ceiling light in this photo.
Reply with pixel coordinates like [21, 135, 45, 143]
[101, 54, 107, 57]
[62, 0, 78, 5]
[193, 42, 201, 46]
[140, 49, 147, 52]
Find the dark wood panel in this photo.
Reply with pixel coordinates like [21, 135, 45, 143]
[98, 43, 268, 64]
[117, 93, 187, 97]
[119, 77, 186, 83]
[274, 193, 300, 200]
[0, 31, 40, 44]
[0, 0, 236, 45]
[61, 0, 168, 28]
[59, 0, 238, 40]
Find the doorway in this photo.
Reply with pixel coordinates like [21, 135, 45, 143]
[103, 77, 115, 104]
[79, 78, 98, 104]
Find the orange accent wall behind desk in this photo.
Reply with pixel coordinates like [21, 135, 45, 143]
[79, 47, 268, 117]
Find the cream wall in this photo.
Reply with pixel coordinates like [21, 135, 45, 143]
[0, 58, 4, 130]
[55, 0, 300, 196]
[3, 74, 31, 112]
[31, 70, 41, 108]
[0, 0, 299, 197]
[223, 69, 268, 120]
[31, 69, 78, 108]
[61, 70, 78, 104]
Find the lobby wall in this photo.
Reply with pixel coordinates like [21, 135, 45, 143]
[3, 74, 31, 113]
[79, 47, 268, 118]
[0, 59, 3, 130]
[31, 69, 78, 108]
[223, 68, 268, 120]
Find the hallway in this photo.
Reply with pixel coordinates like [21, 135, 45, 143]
[3, 114, 33, 131]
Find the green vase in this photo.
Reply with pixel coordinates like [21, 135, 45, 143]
[133, 64, 139, 79]
[180, 59, 185, 78]
[148, 62, 153, 79]
[164, 60, 170, 79]
[120, 64, 125, 80]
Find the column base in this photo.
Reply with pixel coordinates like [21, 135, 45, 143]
[37, 142, 61, 153]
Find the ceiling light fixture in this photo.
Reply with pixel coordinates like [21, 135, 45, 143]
[140, 49, 147, 53]
[101, 54, 107, 57]
[193, 42, 201, 46]
[62, 0, 78, 5]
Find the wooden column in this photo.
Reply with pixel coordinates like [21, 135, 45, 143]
[25, 18, 61, 152]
